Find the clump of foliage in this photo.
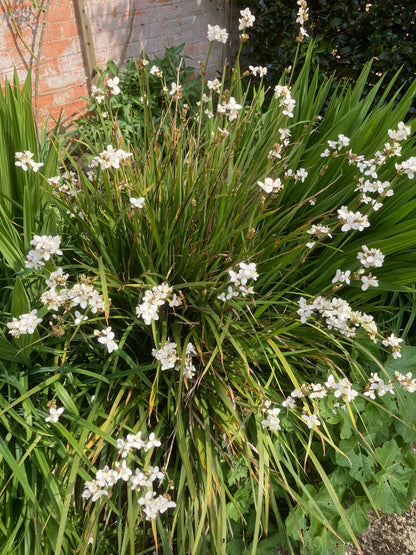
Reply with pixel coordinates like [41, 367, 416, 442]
[74, 43, 202, 147]
[2, 8, 416, 555]
[238, 0, 416, 113]
[0, 71, 58, 310]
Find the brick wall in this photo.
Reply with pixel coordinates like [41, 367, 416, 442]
[0, 0, 236, 125]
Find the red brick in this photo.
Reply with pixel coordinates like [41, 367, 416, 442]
[65, 98, 88, 115]
[183, 43, 196, 57]
[38, 58, 62, 74]
[42, 24, 64, 44]
[52, 89, 75, 109]
[47, 4, 75, 24]
[41, 38, 78, 60]
[73, 84, 89, 100]
[36, 92, 56, 111]
[40, 70, 83, 93]
[67, 53, 87, 72]
[61, 20, 79, 38]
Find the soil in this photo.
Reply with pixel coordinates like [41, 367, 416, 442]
[345, 500, 416, 555]
[277, 499, 416, 554]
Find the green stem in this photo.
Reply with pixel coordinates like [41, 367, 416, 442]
[3, 0, 38, 60]
[229, 39, 244, 93]
[288, 42, 301, 87]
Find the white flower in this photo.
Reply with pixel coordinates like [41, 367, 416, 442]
[291, 388, 304, 398]
[274, 85, 296, 117]
[92, 145, 132, 170]
[332, 377, 358, 402]
[74, 311, 88, 325]
[301, 414, 320, 429]
[139, 494, 176, 520]
[169, 82, 183, 97]
[7, 309, 42, 337]
[130, 469, 151, 489]
[45, 406, 64, 423]
[45, 267, 69, 289]
[130, 197, 145, 209]
[309, 383, 327, 399]
[238, 8, 255, 30]
[144, 432, 162, 452]
[297, 297, 313, 323]
[261, 407, 281, 431]
[94, 327, 118, 353]
[207, 78, 221, 93]
[388, 121, 411, 142]
[279, 128, 291, 142]
[282, 396, 296, 409]
[207, 24, 228, 43]
[294, 168, 308, 182]
[15, 151, 44, 172]
[219, 262, 257, 301]
[148, 465, 165, 482]
[400, 156, 416, 179]
[91, 85, 105, 103]
[217, 97, 242, 121]
[150, 65, 163, 78]
[116, 460, 132, 481]
[360, 274, 379, 291]
[257, 177, 283, 193]
[168, 293, 183, 307]
[117, 431, 146, 457]
[303, 296, 379, 342]
[177, 342, 198, 380]
[382, 333, 403, 359]
[324, 374, 336, 389]
[82, 481, 109, 502]
[41, 288, 68, 311]
[364, 374, 394, 398]
[337, 134, 350, 148]
[395, 371, 416, 392]
[217, 127, 230, 137]
[67, 283, 105, 314]
[249, 65, 267, 77]
[107, 76, 120, 95]
[230, 262, 258, 285]
[307, 224, 332, 238]
[268, 143, 283, 159]
[25, 235, 63, 269]
[337, 206, 370, 232]
[217, 286, 239, 302]
[332, 269, 351, 285]
[357, 246, 384, 268]
[296, 1, 309, 26]
[327, 134, 350, 151]
[136, 283, 175, 325]
[152, 341, 178, 371]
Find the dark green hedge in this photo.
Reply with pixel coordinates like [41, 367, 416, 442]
[237, 0, 416, 112]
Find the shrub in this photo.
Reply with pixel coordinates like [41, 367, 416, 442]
[238, 0, 416, 113]
[2, 10, 416, 554]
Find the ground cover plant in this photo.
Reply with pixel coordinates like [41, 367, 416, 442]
[2, 3, 416, 554]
